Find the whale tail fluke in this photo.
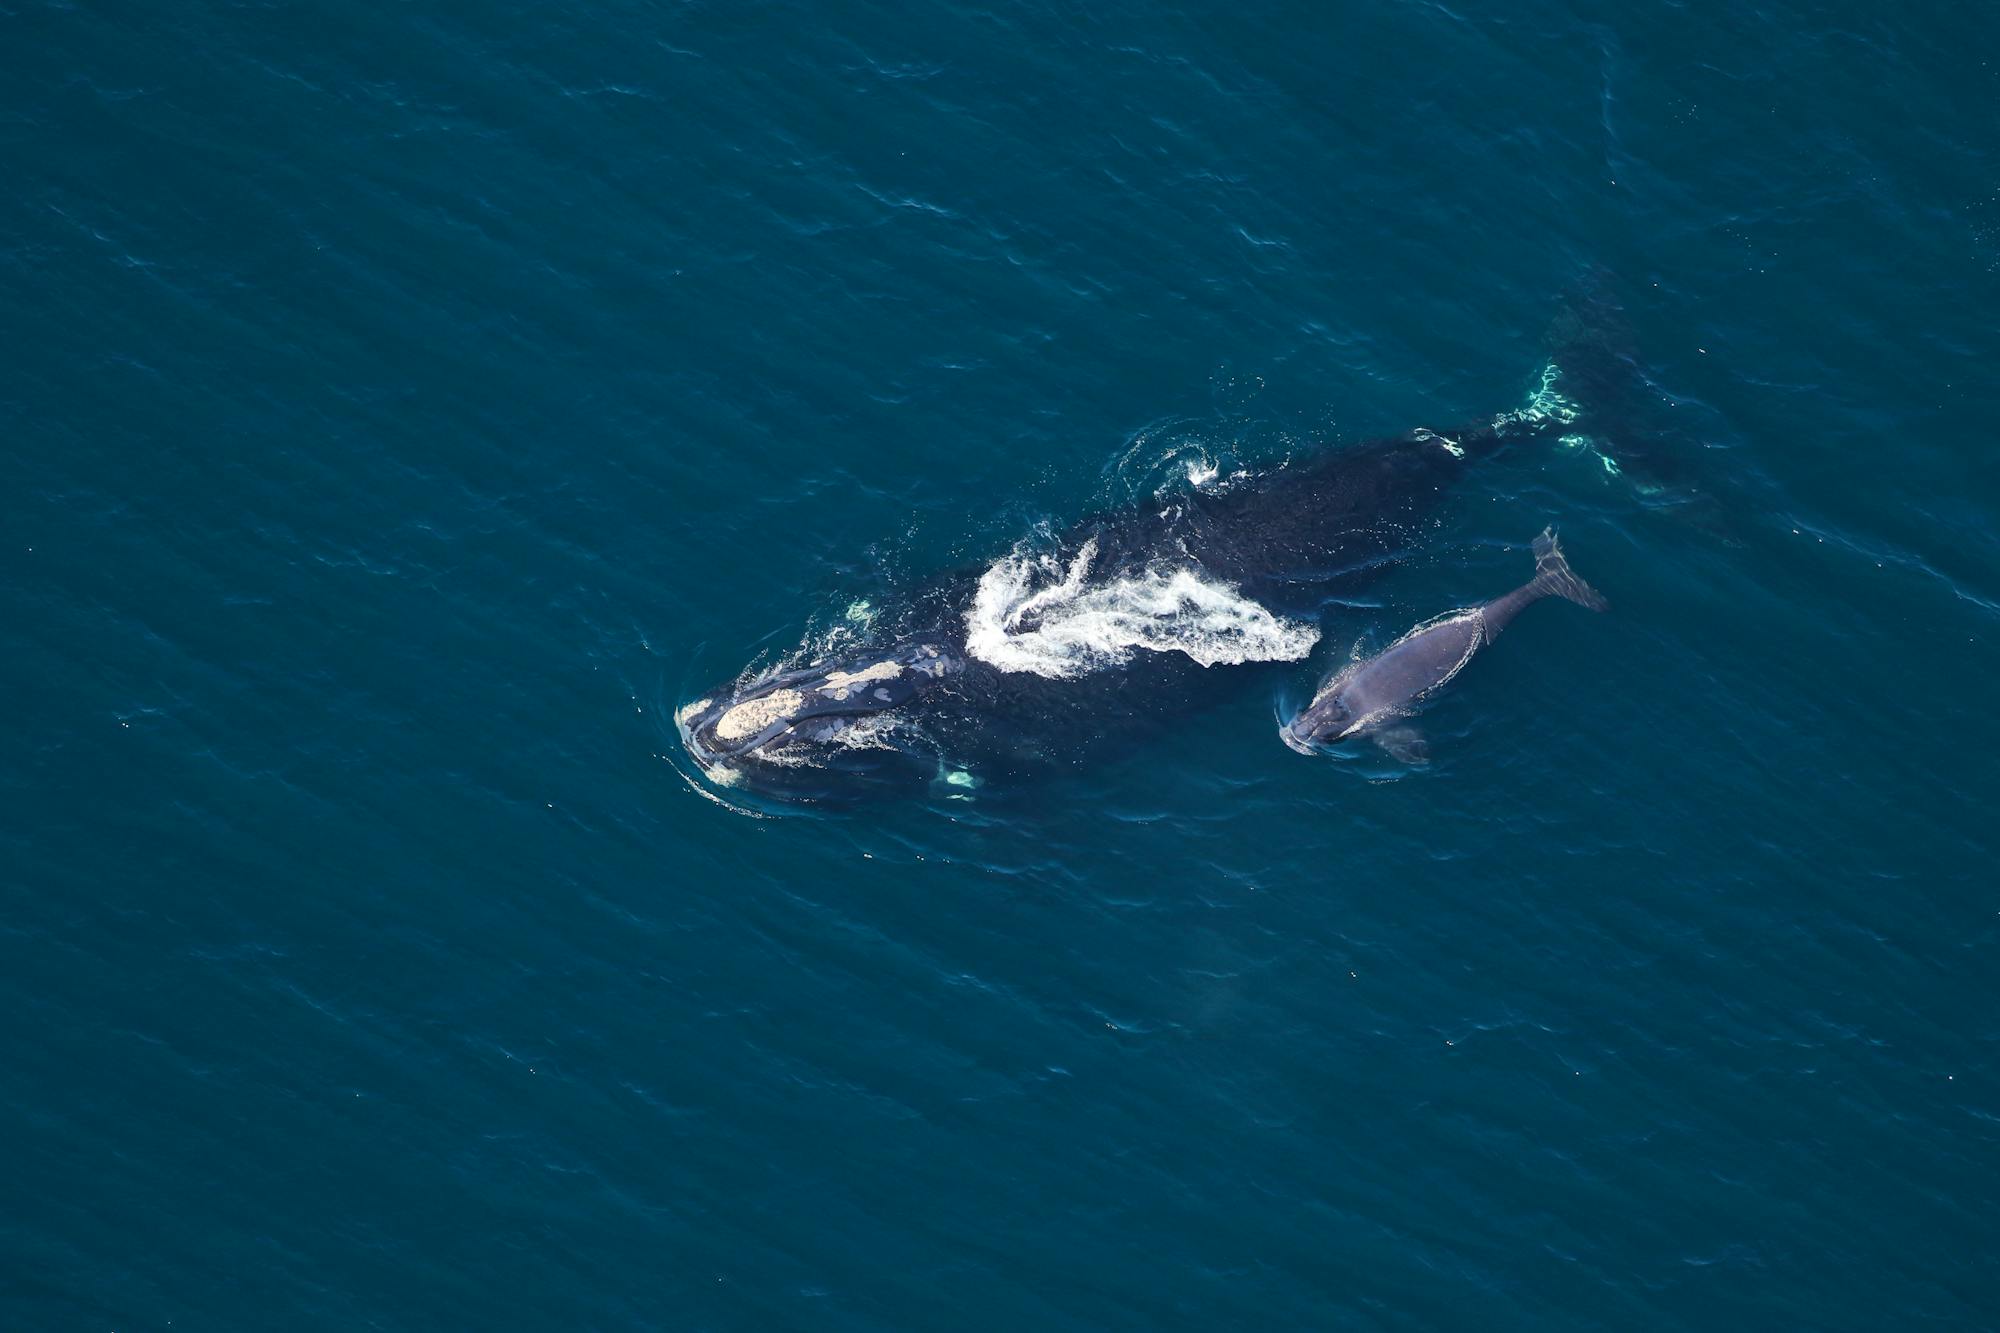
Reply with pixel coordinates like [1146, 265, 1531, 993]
[1530, 527, 1608, 612]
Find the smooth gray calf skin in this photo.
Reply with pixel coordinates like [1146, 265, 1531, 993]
[1282, 529, 1606, 758]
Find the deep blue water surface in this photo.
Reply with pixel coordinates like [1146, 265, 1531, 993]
[6, 2, 1999, 1328]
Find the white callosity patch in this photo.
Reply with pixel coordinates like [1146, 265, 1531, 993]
[714, 688, 805, 741]
[816, 659, 902, 700]
[909, 644, 954, 678]
[965, 536, 1319, 679]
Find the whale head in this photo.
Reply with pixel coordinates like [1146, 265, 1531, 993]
[678, 639, 961, 796]
[1280, 690, 1355, 755]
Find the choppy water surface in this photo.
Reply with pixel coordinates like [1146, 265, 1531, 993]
[5, 2, 1997, 1328]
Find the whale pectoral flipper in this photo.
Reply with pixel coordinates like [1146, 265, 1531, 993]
[1372, 724, 1428, 765]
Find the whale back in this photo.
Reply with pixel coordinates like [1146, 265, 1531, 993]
[1178, 426, 1498, 603]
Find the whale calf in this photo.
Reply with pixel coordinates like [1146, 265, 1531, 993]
[1280, 528, 1606, 761]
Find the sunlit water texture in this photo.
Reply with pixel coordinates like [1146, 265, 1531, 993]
[4, 3, 1997, 1329]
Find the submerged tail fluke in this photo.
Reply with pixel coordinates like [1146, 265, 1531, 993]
[1530, 527, 1609, 612]
[1543, 270, 1720, 530]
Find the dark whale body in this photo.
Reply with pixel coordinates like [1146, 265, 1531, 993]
[679, 288, 1646, 801]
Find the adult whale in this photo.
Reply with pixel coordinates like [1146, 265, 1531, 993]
[678, 288, 1647, 800]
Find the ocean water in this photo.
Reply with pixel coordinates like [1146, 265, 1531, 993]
[5, 1, 1998, 1328]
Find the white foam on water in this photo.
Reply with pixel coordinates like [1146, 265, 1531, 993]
[1410, 427, 1465, 458]
[1500, 364, 1632, 479]
[831, 713, 908, 752]
[1495, 362, 1582, 431]
[964, 536, 1320, 679]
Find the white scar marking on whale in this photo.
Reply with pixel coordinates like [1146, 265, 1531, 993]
[965, 535, 1320, 679]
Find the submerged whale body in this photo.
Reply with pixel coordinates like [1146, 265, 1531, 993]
[680, 289, 1646, 800]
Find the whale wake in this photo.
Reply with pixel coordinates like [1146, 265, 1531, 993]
[964, 536, 1320, 680]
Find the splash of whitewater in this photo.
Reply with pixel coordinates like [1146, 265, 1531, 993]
[964, 536, 1320, 679]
